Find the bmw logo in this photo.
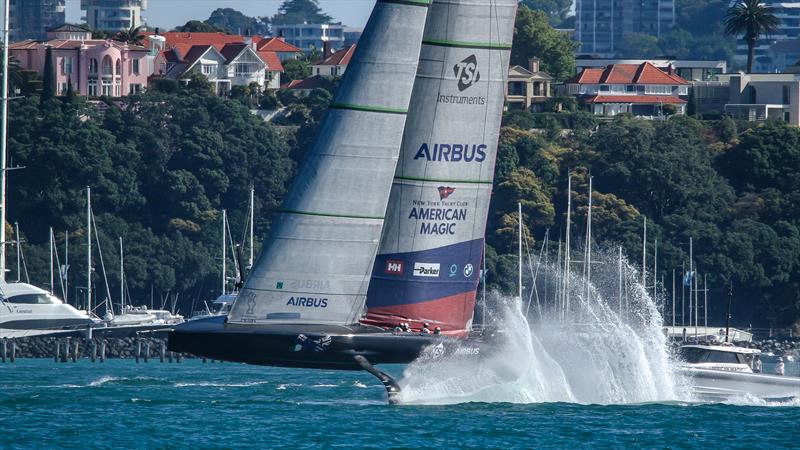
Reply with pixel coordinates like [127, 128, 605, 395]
[464, 264, 474, 277]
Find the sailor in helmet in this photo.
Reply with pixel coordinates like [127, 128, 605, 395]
[422, 323, 431, 334]
[775, 357, 785, 376]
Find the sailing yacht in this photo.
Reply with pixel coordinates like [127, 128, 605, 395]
[170, 0, 517, 400]
[0, 281, 94, 338]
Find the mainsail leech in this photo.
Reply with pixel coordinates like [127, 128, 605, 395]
[228, 0, 431, 325]
[363, 0, 518, 334]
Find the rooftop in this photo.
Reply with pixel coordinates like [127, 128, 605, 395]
[568, 62, 690, 85]
[314, 44, 356, 66]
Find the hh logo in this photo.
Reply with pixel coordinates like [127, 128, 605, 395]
[454, 55, 480, 92]
[438, 186, 455, 200]
[385, 260, 404, 275]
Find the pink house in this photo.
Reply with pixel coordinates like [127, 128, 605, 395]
[10, 38, 150, 97]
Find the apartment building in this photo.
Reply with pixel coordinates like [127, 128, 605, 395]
[575, 0, 676, 56]
[9, 0, 65, 42]
[81, 0, 147, 32]
[272, 23, 345, 54]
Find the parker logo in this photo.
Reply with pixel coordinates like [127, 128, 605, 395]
[413, 262, 441, 278]
[454, 55, 480, 92]
[385, 260, 405, 275]
[438, 186, 455, 200]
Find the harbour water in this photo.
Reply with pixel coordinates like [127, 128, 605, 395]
[1, 359, 798, 449]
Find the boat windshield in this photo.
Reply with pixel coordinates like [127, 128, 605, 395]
[680, 347, 746, 364]
[4, 293, 59, 305]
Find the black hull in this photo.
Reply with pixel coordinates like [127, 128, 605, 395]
[168, 316, 487, 370]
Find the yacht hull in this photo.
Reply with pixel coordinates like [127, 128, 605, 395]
[684, 367, 800, 401]
[168, 316, 487, 370]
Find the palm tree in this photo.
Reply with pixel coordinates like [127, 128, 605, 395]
[113, 25, 145, 46]
[724, 0, 780, 73]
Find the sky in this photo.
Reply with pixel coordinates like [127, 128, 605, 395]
[63, 0, 377, 30]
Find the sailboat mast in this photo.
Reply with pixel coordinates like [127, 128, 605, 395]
[49, 228, 54, 294]
[641, 216, 647, 288]
[64, 230, 68, 305]
[481, 239, 486, 326]
[249, 186, 254, 271]
[13, 221, 18, 281]
[585, 176, 593, 307]
[704, 274, 707, 329]
[221, 209, 226, 296]
[518, 202, 522, 303]
[672, 268, 676, 328]
[119, 237, 124, 313]
[87, 187, 92, 313]
[562, 175, 572, 321]
[618, 246, 623, 324]
[689, 236, 693, 330]
[653, 238, 658, 302]
[0, 0, 10, 281]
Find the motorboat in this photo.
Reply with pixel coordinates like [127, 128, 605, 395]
[105, 304, 184, 327]
[678, 344, 800, 401]
[189, 293, 236, 321]
[0, 281, 95, 338]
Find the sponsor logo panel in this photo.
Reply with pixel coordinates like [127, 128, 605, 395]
[413, 262, 441, 277]
[437, 54, 486, 105]
[385, 259, 405, 275]
[286, 297, 329, 308]
[413, 143, 487, 163]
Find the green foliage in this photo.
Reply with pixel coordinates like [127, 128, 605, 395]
[272, 0, 333, 26]
[9, 90, 297, 311]
[282, 58, 312, 82]
[511, 6, 577, 82]
[113, 25, 145, 46]
[520, 0, 572, 26]
[205, 8, 270, 35]
[177, 20, 225, 33]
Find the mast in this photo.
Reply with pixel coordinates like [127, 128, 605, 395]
[585, 176, 593, 307]
[618, 246, 623, 324]
[689, 237, 693, 330]
[221, 209, 226, 296]
[0, 0, 10, 281]
[49, 228, 54, 294]
[562, 174, 572, 322]
[119, 237, 124, 314]
[653, 238, 657, 302]
[671, 268, 676, 328]
[86, 187, 92, 314]
[518, 202, 523, 303]
[681, 260, 685, 326]
[481, 238, 486, 326]
[249, 186, 254, 271]
[641, 216, 646, 288]
[703, 274, 707, 329]
[13, 221, 18, 281]
[725, 283, 732, 343]
[64, 230, 68, 305]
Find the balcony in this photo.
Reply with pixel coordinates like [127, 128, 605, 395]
[725, 103, 790, 122]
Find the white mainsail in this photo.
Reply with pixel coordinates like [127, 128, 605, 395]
[364, 0, 518, 333]
[228, 0, 431, 325]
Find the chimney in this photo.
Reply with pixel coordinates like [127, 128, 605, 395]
[529, 57, 540, 74]
[323, 40, 331, 58]
[155, 27, 160, 36]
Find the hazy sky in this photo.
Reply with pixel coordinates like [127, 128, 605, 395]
[63, 0, 377, 30]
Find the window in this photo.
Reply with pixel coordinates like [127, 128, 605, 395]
[89, 58, 98, 74]
[508, 81, 526, 96]
[202, 64, 216, 75]
[88, 78, 98, 96]
[600, 85, 610, 92]
[132, 58, 140, 75]
[783, 85, 790, 104]
[102, 79, 112, 96]
[235, 63, 250, 76]
[6, 294, 56, 304]
[102, 56, 113, 76]
[626, 85, 635, 93]
[115, 59, 121, 76]
[645, 85, 671, 95]
[62, 57, 73, 75]
[59, 83, 68, 95]
[705, 351, 740, 364]
[114, 80, 121, 97]
[129, 83, 141, 95]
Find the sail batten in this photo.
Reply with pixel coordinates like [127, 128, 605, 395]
[364, 0, 518, 333]
[228, 2, 430, 326]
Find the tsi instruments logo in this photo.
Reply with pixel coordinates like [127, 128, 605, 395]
[454, 55, 481, 92]
[413, 262, 441, 278]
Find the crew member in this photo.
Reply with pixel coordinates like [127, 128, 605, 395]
[434, 327, 441, 335]
[422, 323, 431, 334]
[753, 354, 762, 373]
[775, 357, 785, 376]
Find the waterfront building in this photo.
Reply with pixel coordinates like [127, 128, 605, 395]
[575, 58, 727, 82]
[9, 0, 65, 42]
[564, 61, 689, 117]
[723, 73, 800, 124]
[147, 32, 292, 91]
[575, 0, 676, 56]
[9, 38, 149, 97]
[81, 0, 147, 32]
[272, 23, 345, 54]
[506, 57, 554, 112]
[311, 45, 355, 77]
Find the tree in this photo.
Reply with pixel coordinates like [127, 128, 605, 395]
[41, 46, 56, 102]
[282, 58, 312, 81]
[177, 20, 224, 33]
[272, 0, 333, 26]
[206, 8, 269, 35]
[113, 25, 145, 46]
[616, 33, 662, 58]
[725, 0, 780, 73]
[511, 6, 577, 82]
[521, 0, 572, 26]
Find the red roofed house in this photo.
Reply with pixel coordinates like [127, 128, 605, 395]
[565, 62, 690, 118]
[312, 45, 356, 77]
[148, 32, 298, 92]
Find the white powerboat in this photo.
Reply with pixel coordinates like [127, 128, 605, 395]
[105, 304, 184, 327]
[189, 293, 236, 321]
[0, 281, 95, 338]
[679, 344, 800, 401]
